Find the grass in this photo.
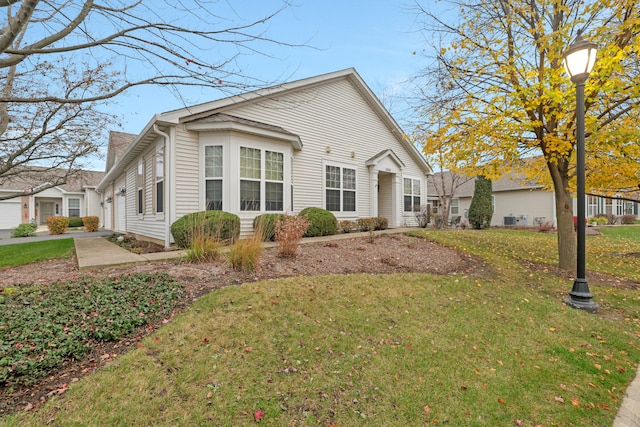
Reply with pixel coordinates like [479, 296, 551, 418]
[0, 239, 75, 269]
[2, 227, 640, 426]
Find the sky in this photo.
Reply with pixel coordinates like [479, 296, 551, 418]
[111, 0, 431, 138]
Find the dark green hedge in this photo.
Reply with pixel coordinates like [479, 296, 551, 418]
[170, 211, 240, 248]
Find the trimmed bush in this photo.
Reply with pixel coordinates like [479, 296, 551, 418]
[68, 217, 84, 228]
[339, 220, 359, 233]
[82, 216, 99, 232]
[373, 217, 388, 230]
[46, 216, 69, 235]
[253, 213, 285, 241]
[170, 211, 240, 248]
[621, 214, 636, 225]
[357, 217, 376, 232]
[11, 223, 37, 238]
[300, 207, 338, 237]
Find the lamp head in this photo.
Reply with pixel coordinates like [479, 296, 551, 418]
[563, 31, 598, 84]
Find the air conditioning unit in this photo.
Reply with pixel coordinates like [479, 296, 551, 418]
[519, 214, 528, 226]
[504, 216, 517, 226]
[533, 217, 545, 225]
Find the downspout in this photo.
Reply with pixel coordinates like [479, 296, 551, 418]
[153, 124, 171, 248]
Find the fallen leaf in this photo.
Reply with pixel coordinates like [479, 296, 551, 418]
[424, 405, 431, 413]
[571, 397, 579, 407]
[555, 396, 565, 403]
[254, 409, 265, 421]
[498, 398, 506, 404]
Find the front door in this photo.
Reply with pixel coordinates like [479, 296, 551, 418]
[40, 202, 55, 225]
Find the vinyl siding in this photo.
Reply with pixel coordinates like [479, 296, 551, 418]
[174, 126, 201, 217]
[221, 78, 427, 224]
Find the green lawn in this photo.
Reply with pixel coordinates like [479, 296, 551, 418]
[2, 227, 639, 426]
[0, 239, 75, 269]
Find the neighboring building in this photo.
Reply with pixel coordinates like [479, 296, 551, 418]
[428, 171, 639, 227]
[97, 68, 432, 246]
[0, 168, 105, 229]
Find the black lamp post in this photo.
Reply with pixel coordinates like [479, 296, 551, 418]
[562, 31, 599, 313]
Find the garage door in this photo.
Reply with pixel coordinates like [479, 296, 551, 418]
[0, 200, 22, 229]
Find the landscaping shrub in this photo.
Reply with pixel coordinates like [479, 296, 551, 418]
[414, 205, 431, 228]
[621, 214, 636, 225]
[46, 216, 69, 235]
[68, 217, 84, 228]
[11, 223, 37, 238]
[373, 217, 388, 230]
[468, 175, 493, 229]
[0, 273, 183, 387]
[253, 213, 285, 241]
[171, 211, 240, 248]
[82, 216, 99, 232]
[573, 216, 588, 231]
[227, 232, 263, 273]
[275, 214, 309, 257]
[595, 213, 617, 225]
[339, 220, 358, 233]
[299, 207, 337, 237]
[357, 217, 376, 232]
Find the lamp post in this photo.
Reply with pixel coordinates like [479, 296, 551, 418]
[562, 31, 599, 313]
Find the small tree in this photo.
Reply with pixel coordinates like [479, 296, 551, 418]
[468, 176, 493, 229]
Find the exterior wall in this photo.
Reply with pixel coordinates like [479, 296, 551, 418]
[224, 78, 427, 227]
[457, 189, 556, 227]
[0, 196, 22, 229]
[174, 127, 201, 218]
[123, 137, 167, 242]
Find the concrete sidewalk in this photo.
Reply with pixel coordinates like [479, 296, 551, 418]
[74, 237, 186, 271]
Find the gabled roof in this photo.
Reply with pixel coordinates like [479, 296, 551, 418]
[106, 131, 137, 172]
[428, 170, 543, 198]
[366, 149, 406, 169]
[0, 167, 104, 194]
[98, 68, 431, 191]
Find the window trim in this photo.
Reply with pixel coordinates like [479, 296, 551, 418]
[68, 197, 81, 218]
[205, 145, 224, 211]
[450, 198, 459, 215]
[323, 162, 357, 213]
[239, 146, 285, 212]
[136, 158, 145, 215]
[403, 177, 422, 213]
[154, 145, 165, 215]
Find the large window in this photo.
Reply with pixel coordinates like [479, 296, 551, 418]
[205, 145, 223, 210]
[403, 178, 421, 212]
[155, 145, 164, 213]
[325, 165, 356, 212]
[136, 159, 145, 214]
[68, 198, 80, 217]
[240, 147, 284, 211]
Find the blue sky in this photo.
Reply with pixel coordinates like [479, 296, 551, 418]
[112, 1, 430, 136]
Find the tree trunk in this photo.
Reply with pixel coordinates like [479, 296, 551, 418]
[549, 162, 576, 271]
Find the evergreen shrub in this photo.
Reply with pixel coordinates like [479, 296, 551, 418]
[299, 207, 337, 237]
[171, 211, 240, 248]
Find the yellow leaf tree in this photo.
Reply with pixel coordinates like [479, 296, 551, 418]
[412, 0, 640, 270]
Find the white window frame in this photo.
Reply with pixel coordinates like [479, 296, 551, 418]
[154, 145, 165, 215]
[323, 162, 357, 213]
[450, 198, 459, 215]
[239, 146, 285, 212]
[205, 145, 224, 211]
[136, 158, 145, 215]
[403, 177, 421, 213]
[68, 198, 81, 218]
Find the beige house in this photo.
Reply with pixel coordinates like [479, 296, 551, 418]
[97, 68, 432, 246]
[0, 169, 104, 230]
[428, 171, 639, 227]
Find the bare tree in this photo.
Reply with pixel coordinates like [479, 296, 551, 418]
[0, 0, 301, 200]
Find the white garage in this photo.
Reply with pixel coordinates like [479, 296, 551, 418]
[0, 200, 22, 229]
